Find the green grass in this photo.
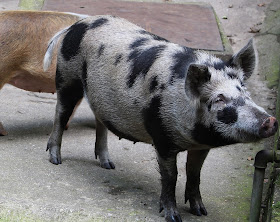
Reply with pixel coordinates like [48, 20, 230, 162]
[272, 201, 280, 222]
[18, 0, 45, 10]
[0, 209, 44, 222]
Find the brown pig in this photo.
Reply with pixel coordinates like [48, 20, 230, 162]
[0, 10, 88, 135]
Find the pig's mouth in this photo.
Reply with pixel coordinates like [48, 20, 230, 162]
[258, 117, 278, 138]
[233, 116, 278, 142]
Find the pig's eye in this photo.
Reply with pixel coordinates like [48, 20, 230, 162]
[215, 94, 226, 104]
[208, 94, 226, 111]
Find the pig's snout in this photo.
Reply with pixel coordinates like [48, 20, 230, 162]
[259, 117, 278, 138]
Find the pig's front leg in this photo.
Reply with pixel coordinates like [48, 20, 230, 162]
[185, 149, 209, 216]
[95, 119, 115, 169]
[158, 154, 182, 222]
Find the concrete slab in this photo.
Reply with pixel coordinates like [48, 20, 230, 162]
[0, 0, 19, 10]
[43, 0, 224, 52]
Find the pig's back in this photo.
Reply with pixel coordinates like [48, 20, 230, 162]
[57, 15, 194, 143]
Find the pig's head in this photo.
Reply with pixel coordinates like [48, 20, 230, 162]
[188, 39, 278, 147]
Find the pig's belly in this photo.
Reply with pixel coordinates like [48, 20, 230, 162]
[86, 90, 153, 144]
[8, 71, 56, 93]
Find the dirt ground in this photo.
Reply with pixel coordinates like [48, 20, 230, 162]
[0, 0, 278, 221]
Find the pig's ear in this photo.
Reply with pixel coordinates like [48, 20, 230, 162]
[229, 39, 257, 80]
[185, 64, 211, 97]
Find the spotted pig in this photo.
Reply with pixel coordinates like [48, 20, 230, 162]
[44, 15, 278, 222]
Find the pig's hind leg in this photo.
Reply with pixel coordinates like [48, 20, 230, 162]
[47, 76, 84, 165]
[94, 119, 115, 169]
[185, 149, 209, 216]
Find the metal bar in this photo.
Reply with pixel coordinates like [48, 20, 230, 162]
[250, 150, 274, 222]
[250, 167, 266, 222]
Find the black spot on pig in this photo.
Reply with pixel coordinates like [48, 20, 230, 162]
[217, 106, 238, 124]
[150, 76, 159, 93]
[130, 38, 149, 49]
[56, 69, 84, 102]
[114, 54, 123, 66]
[89, 17, 109, 30]
[102, 120, 139, 143]
[212, 61, 227, 70]
[233, 97, 245, 106]
[98, 44, 105, 57]
[170, 47, 195, 84]
[207, 103, 212, 111]
[160, 84, 166, 91]
[143, 96, 178, 158]
[127, 45, 166, 88]
[61, 22, 89, 61]
[55, 68, 63, 89]
[82, 61, 88, 90]
[139, 30, 169, 42]
[56, 68, 84, 126]
[191, 123, 237, 147]
[227, 72, 237, 79]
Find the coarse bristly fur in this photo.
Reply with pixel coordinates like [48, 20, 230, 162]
[0, 10, 89, 136]
[44, 15, 278, 222]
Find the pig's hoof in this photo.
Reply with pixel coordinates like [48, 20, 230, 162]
[185, 191, 207, 216]
[159, 204, 182, 222]
[47, 146, 62, 165]
[95, 152, 115, 169]
[49, 155, 62, 165]
[185, 199, 207, 216]
[188, 202, 207, 216]
[190, 206, 207, 216]
[0, 122, 8, 136]
[101, 160, 115, 169]
[166, 214, 182, 222]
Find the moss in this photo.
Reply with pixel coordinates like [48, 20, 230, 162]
[266, 58, 280, 89]
[228, 176, 253, 221]
[209, 164, 254, 221]
[18, 0, 45, 10]
[0, 209, 45, 222]
[0, 207, 113, 222]
[129, 210, 141, 216]
[213, 12, 227, 47]
[212, 8, 233, 60]
[263, 9, 280, 35]
[272, 201, 280, 221]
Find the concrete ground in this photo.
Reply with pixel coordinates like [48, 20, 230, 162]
[0, 0, 279, 221]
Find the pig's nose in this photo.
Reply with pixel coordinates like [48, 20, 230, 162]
[259, 117, 278, 138]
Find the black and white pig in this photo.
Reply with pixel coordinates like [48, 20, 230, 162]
[44, 15, 278, 222]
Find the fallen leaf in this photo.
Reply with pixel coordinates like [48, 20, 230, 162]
[249, 27, 261, 33]
[222, 16, 228, 19]
[247, 156, 254, 161]
[258, 3, 266, 7]
[229, 38, 235, 45]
